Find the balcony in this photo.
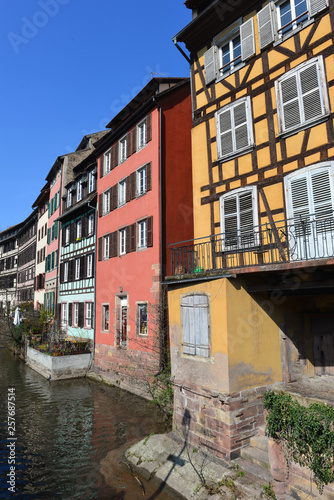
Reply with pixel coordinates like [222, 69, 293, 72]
[168, 213, 334, 278]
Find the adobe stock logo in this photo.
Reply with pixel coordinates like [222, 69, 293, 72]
[8, 0, 71, 54]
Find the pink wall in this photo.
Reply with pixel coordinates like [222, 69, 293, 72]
[46, 173, 61, 282]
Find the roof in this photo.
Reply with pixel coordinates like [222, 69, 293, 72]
[0, 222, 25, 243]
[56, 192, 97, 223]
[32, 183, 50, 209]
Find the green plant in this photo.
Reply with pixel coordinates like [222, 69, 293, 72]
[264, 390, 334, 492]
[262, 482, 276, 499]
[149, 362, 174, 424]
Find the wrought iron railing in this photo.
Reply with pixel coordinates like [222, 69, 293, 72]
[169, 213, 334, 277]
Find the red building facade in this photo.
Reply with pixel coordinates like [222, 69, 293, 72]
[94, 78, 193, 395]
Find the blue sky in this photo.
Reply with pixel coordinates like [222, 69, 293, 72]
[0, 0, 191, 231]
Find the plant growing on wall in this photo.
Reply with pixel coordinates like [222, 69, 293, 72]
[264, 390, 334, 492]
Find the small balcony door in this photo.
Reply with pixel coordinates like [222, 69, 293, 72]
[285, 164, 334, 261]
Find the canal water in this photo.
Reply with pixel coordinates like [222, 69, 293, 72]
[0, 349, 172, 499]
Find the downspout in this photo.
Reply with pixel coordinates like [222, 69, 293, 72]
[87, 199, 97, 361]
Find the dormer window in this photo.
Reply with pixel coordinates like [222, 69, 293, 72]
[77, 180, 83, 202]
[67, 189, 72, 208]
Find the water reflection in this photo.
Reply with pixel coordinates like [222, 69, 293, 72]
[0, 350, 171, 499]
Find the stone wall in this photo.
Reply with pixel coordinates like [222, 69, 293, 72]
[173, 380, 268, 461]
[0, 318, 12, 349]
[26, 347, 92, 380]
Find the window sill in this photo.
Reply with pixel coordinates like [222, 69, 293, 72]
[118, 202, 126, 209]
[136, 191, 147, 199]
[136, 143, 147, 153]
[278, 114, 330, 139]
[137, 245, 148, 252]
[217, 144, 255, 163]
[273, 18, 314, 47]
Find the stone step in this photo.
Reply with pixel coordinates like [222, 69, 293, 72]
[258, 425, 266, 437]
[249, 434, 268, 452]
[240, 446, 270, 470]
[233, 456, 272, 484]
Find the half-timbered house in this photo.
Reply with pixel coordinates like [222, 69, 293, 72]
[16, 210, 37, 305]
[0, 222, 24, 314]
[168, 0, 334, 462]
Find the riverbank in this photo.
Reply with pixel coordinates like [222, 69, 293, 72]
[124, 433, 284, 499]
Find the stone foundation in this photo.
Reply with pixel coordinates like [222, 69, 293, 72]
[93, 343, 161, 400]
[173, 380, 267, 461]
[26, 347, 92, 380]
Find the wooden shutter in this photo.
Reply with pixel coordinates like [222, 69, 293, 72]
[127, 131, 132, 157]
[193, 295, 209, 357]
[126, 176, 131, 202]
[81, 216, 87, 238]
[68, 303, 72, 326]
[131, 128, 137, 154]
[80, 256, 85, 279]
[146, 163, 152, 191]
[126, 226, 131, 254]
[257, 3, 275, 50]
[146, 113, 152, 142]
[99, 155, 104, 178]
[56, 303, 61, 321]
[110, 185, 117, 211]
[147, 216, 153, 247]
[62, 226, 66, 246]
[221, 189, 256, 249]
[309, 0, 328, 17]
[217, 99, 251, 158]
[99, 193, 103, 217]
[69, 259, 75, 282]
[98, 237, 102, 261]
[204, 46, 217, 85]
[111, 143, 118, 170]
[299, 61, 323, 123]
[182, 295, 196, 355]
[240, 18, 255, 61]
[78, 302, 84, 327]
[129, 223, 136, 252]
[110, 231, 118, 258]
[91, 253, 95, 277]
[60, 263, 64, 284]
[130, 172, 136, 200]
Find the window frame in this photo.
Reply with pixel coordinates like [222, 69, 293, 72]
[215, 96, 254, 161]
[77, 179, 83, 202]
[119, 228, 126, 255]
[136, 302, 148, 336]
[275, 56, 329, 137]
[88, 170, 95, 193]
[137, 119, 147, 151]
[61, 302, 68, 331]
[88, 214, 94, 235]
[136, 165, 147, 197]
[103, 190, 110, 216]
[64, 261, 69, 283]
[103, 235, 110, 260]
[76, 219, 82, 240]
[138, 219, 147, 249]
[87, 254, 93, 278]
[104, 150, 111, 176]
[65, 226, 70, 245]
[75, 258, 80, 280]
[67, 189, 72, 208]
[118, 178, 127, 207]
[85, 302, 92, 329]
[102, 303, 110, 332]
[119, 135, 127, 164]
[73, 303, 79, 328]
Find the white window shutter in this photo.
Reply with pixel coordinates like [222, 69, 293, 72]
[300, 62, 323, 122]
[279, 74, 301, 131]
[233, 101, 249, 151]
[218, 108, 234, 157]
[182, 296, 195, 355]
[240, 18, 255, 61]
[204, 46, 217, 85]
[257, 3, 275, 50]
[193, 295, 209, 357]
[309, 0, 328, 17]
[290, 176, 310, 222]
[222, 194, 238, 249]
[311, 169, 333, 217]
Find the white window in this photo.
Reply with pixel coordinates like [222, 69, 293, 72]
[119, 136, 127, 163]
[102, 304, 109, 331]
[275, 57, 329, 135]
[61, 303, 68, 331]
[75, 258, 80, 280]
[64, 261, 69, 282]
[103, 235, 109, 260]
[67, 189, 72, 208]
[137, 303, 148, 336]
[88, 171, 95, 193]
[119, 228, 126, 255]
[85, 302, 92, 329]
[88, 214, 94, 235]
[181, 294, 210, 357]
[220, 186, 259, 250]
[65, 226, 70, 245]
[103, 190, 110, 215]
[138, 220, 147, 249]
[204, 18, 255, 84]
[118, 179, 126, 207]
[137, 120, 147, 150]
[104, 150, 111, 176]
[277, 0, 309, 37]
[77, 180, 83, 202]
[74, 303, 79, 327]
[87, 254, 93, 277]
[216, 97, 254, 160]
[76, 220, 82, 239]
[137, 166, 147, 196]
[284, 163, 334, 260]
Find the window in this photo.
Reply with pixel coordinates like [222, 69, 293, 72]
[87, 254, 93, 277]
[181, 294, 210, 357]
[118, 179, 126, 207]
[277, 0, 309, 37]
[284, 163, 334, 260]
[88, 214, 94, 235]
[88, 170, 95, 193]
[119, 228, 126, 255]
[138, 220, 147, 249]
[204, 18, 255, 84]
[64, 261, 69, 282]
[137, 166, 147, 196]
[73, 303, 79, 327]
[104, 150, 111, 176]
[275, 57, 329, 135]
[67, 189, 72, 208]
[77, 180, 83, 202]
[119, 136, 127, 163]
[85, 302, 92, 329]
[220, 186, 259, 250]
[75, 258, 80, 280]
[103, 190, 110, 215]
[216, 97, 254, 159]
[65, 226, 70, 245]
[137, 303, 148, 336]
[102, 304, 109, 331]
[137, 120, 147, 150]
[61, 303, 67, 331]
[103, 235, 110, 260]
[76, 219, 82, 239]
